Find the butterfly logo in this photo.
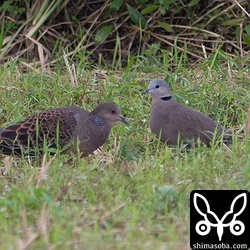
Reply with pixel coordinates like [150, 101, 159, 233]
[193, 193, 247, 241]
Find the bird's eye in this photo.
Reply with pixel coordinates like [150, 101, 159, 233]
[155, 85, 159, 89]
[110, 109, 116, 114]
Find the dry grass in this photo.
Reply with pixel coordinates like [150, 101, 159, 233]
[0, 0, 250, 69]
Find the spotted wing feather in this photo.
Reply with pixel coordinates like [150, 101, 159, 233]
[0, 108, 77, 155]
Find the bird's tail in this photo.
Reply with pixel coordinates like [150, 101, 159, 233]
[223, 129, 233, 146]
[223, 129, 244, 146]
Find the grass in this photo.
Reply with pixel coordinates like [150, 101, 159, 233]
[0, 50, 249, 249]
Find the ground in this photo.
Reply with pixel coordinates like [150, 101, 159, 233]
[0, 53, 249, 249]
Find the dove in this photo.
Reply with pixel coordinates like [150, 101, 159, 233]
[0, 102, 128, 157]
[143, 79, 231, 147]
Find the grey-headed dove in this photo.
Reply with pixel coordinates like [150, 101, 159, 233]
[0, 102, 128, 156]
[143, 79, 231, 146]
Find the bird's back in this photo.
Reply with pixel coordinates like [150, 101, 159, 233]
[0, 107, 88, 155]
[150, 99, 223, 145]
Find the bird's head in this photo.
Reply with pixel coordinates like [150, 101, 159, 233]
[143, 79, 172, 100]
[91, 102, 128, 126]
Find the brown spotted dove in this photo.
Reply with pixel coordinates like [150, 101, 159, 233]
[0, 102, 128, 156]
[143, 79, 231, 147]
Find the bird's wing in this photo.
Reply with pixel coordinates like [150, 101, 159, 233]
[0, 108, 78, 155]
[153, 101, 222, 144]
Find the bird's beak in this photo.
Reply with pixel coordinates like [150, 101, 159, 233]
[142, 89, 149, 94]
[142, 87, 153, 94]
[119, 115, 129, 124]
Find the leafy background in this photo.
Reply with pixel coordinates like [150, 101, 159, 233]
[1, 0, 250, 68]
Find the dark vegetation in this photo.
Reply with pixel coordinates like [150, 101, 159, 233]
[0, 0, 250, 68]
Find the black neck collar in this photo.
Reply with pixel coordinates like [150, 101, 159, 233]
[92, 115, 105, 128]
[161, 95, 172, 101]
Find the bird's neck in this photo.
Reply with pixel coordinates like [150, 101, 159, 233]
[161, 95, 172, 101]
[92, 115, 105, 128]
[91, 115, 112, 136]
